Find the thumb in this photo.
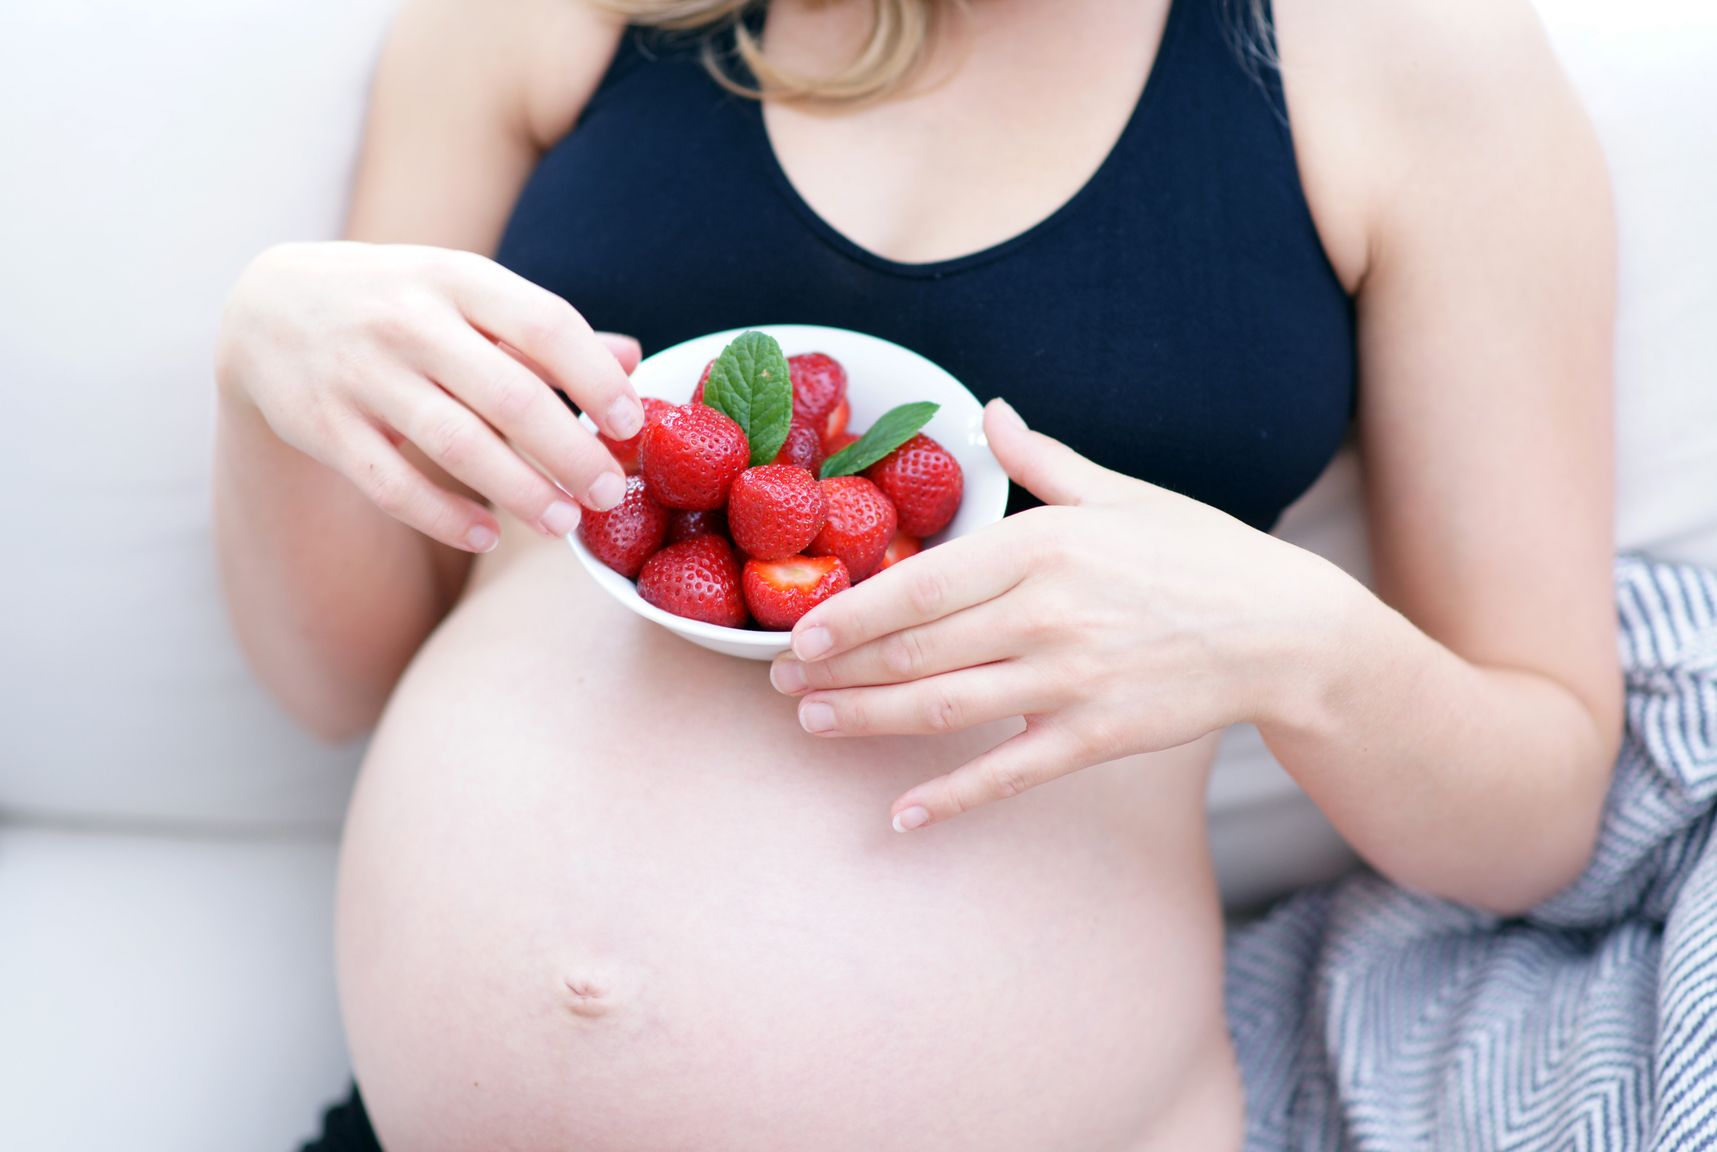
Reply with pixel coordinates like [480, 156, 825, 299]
[983, 398, 1120, 506]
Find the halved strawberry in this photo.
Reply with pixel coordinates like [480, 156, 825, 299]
[727, 464, 827, 561]
[742, 554, 851, 630]
[665, 507, 726, 545]
[597, 397, 675, 475]
[640, 403, 749, 511]
[878, 531, 921, 572]
[788, 353, 847, 423]
[864, 433, 962, 538]
[636, 535, 748, 628]
[807, 475, 897, 582]
[576, 474, 669, 577]
[820, 397, 852, 448]
[772, 419, 826, 473]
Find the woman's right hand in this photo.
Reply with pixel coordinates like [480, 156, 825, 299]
[216, 240, 645, 552]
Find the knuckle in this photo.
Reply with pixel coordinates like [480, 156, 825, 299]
[367, 293, 437, 350]
[422, 410, 479, 467]
[985, 760, 1032, 801]
[883, 630, 925, 678]
[516, 300, 578, 357]
[485, 367, 539, 423]
[907, 566, 951, 618]
[363, 462, 413, 520]
[921, 686, 962, 733]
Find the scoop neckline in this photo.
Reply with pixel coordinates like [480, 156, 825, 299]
[745, 0, 1186, 280]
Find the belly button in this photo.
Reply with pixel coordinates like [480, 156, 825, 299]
[563, 972, 614, 1019]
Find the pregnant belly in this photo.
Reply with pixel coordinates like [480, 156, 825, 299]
[337, 535, 1237, 1152]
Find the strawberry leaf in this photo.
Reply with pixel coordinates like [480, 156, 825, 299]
[704, 331, 792, 466]
[819, 402, 939, 478]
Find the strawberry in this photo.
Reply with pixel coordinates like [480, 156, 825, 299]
[727, 464, 827, 561]
[598, 397, 675, 475]
[820, 396, 852, 448]
[807, 475, 897, 581]
[864, 433, 963, 538]
[771, 418, 826, 473]
[636, 535, 748, 628]
[824, 429, 860, 455]
[576, 474, 669, 577]
[878, 530, 921, 572]
[788, 353, 848, 422]
[742, 555, 851, 630]
[690, 359, 714, 406]
[640, 403, 749, 511]
[665, 507, 726, 545]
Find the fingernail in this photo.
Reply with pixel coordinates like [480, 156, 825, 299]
[466, 524, 499, 553]
[793, 626, 833, 661]
[799, 700, 835, 733]
[990, 398, 1027, 431]
[587, 471, 626, 511]
[892, 806, 931, 833]
[606, 396, 644, 439]
[541, 501, 580, 537]
[770, 659, 807, 694]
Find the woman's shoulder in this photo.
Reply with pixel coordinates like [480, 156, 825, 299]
[1272, 0, 1593, 292]
[381, 0, 628, 151]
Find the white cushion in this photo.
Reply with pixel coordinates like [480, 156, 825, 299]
[1207, 0, 1717, 905]
[0, 0, 397, 828]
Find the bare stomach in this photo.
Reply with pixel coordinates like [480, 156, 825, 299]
[336, 528, 1241, 1152]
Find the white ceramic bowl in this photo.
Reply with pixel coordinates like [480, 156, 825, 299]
[567, 324, 1010, 660]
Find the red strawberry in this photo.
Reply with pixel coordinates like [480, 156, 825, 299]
[636, 535, 748, 628]
[771, 419, 826, 473]
[824, 429, 860, 455]
[788, 353, 848, 422]
[742, 555, 851, 630]
[878, 531, 921, 572]
[598, 397, 675, 474]
[820, 397, 852, 448]
[690, 359, 714, 405]
[665, 507, 726, 545]
[864, 433, 963, 538]
[576, 474, 669, 577]
[727, 464, 827, 561]
[640, 403, 749, 511]
[807, 476, 897, 581]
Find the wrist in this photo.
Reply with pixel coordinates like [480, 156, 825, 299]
[1246, 543, 1384, 738]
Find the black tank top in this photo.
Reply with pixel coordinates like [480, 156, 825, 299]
[496, 0, 1355, 529]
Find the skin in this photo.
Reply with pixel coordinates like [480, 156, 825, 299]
[213, 0, 1620, 1145]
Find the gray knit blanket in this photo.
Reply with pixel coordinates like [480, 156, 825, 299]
[1227, 556, 1717, 1150]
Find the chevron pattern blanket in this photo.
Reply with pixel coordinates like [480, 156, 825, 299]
[1226, 556, 1717, 1150]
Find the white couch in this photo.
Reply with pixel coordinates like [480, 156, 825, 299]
[1, 2, 1712, 1149]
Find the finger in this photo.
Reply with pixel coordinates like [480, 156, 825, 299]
[789, 528, 1030, 661]
[367, 374, 586, 536]
[983, 398, 1126, 507]
[428, 325, 628, 512]
[501, 330, 642, 394]
[771, 602, 1020, 695]
[794, 662, 1054, 738]
[887, 720, 1089, 832]
[339, 422, 501, 553]
[444, 255, 644, 441]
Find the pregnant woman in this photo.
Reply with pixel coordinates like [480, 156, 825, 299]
[215, 0, 1619, 1147]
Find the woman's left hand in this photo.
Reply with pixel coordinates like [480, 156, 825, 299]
[769, 398, 1352, 833]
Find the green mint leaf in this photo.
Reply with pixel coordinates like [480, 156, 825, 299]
[819, 401, 939, 478]
[703, 331, 793, 466]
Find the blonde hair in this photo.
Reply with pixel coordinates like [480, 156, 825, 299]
[593, 0, 1273, 106]
[593, 0, 947, 104]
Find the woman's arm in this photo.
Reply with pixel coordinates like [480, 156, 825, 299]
[1257, 0, 1622, 913]
[214, 0, 626, 740]
[771, 0, 1621, 916]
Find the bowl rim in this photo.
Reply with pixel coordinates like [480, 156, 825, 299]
[565, 322, 1007, 649]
